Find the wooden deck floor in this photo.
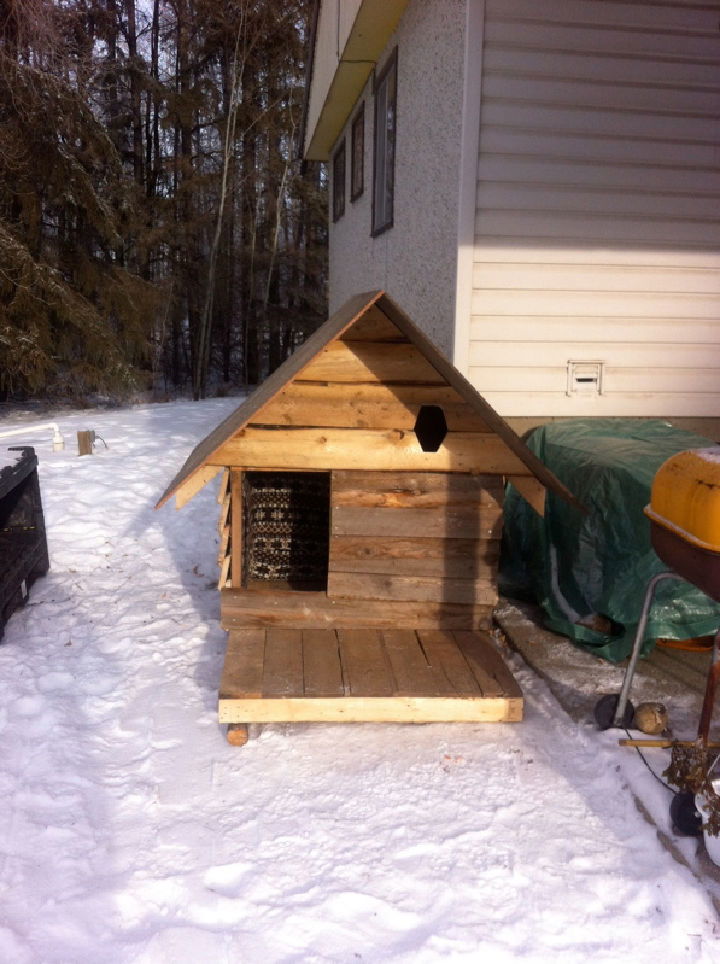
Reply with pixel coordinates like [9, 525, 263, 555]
[218, 627, 523, 724]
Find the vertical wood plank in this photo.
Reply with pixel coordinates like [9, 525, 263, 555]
[302, 629, 345, 696]
[220, 629, 266, 698]
[263, 628, 303, 697]
[416, 630, 482, 695]
[453, 631, 505, 697]
[382, 630, 454, 696]
[460, 631, 523, 698]
[231, 470, 243, 589]
[338, 629, 395, 696]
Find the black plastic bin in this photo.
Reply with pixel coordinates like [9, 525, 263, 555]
[0, 446, 49, 639]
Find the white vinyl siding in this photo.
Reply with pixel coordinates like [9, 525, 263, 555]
[470, 0, 720, 416]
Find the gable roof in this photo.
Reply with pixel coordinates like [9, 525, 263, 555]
[156, 291, 582, 511]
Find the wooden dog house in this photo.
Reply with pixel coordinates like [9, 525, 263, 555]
[157, 292, 579, 744]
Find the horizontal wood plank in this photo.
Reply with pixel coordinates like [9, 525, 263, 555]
[331, 505, 503, 540]
[248, 395, 491, 433]
[221, 589, 493, 631]
[297, 341, 446, 384]
[218, 695, 523, 724]
[327, 571, 498, 606]
[212, 428, 529, 475]
[328, 536, 500, 578]
[331, 471, 503, 508]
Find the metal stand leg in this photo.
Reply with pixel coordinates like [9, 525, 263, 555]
[697, 630, 720, 747]
[613, 570, 684, 727]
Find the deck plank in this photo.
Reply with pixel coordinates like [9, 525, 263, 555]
[220, 629, 266, 698]
[303, 629, 345, 697]
[416, 630, 482, 695]
[263, 628, 303, 697]
[339, 629, 395, 696]
[453, 631, 505, 697]
[382, 630, 454, 696]
[465, 631, 524, 699]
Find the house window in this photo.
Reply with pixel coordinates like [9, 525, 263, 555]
[332, 139, 346, 222]
[372, 48, 397, 236]
[351, 103, 364, 202]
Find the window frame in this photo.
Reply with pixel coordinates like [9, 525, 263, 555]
[350, 102, 365, 203]
[371, 47, 398, 237]
[332, 137, 346, 222]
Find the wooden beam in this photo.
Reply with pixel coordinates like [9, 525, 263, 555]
[220, 588, 493, 631]
[327, 571, 498, 606]
[218, 695, 523, 724]
[175, 465, 222, 509]
[212, 428, 530, 475]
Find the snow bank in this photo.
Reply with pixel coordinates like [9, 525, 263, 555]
[0, 400, 717, 963]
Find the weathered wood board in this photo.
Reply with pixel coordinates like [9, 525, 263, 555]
[218, 627, 523, 723]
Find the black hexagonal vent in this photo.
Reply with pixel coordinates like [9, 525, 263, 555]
[413, 405, 447, 452]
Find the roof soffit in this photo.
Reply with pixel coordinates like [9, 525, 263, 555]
[304, 0, 410, 160]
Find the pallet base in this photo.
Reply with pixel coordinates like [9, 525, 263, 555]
[219, 627, 523, 725]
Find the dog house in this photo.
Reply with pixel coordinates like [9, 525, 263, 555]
[157, 292, 579, 744]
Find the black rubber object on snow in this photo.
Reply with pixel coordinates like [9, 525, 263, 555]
[594, 693, 634, 730]
[670, 791, 703, 837]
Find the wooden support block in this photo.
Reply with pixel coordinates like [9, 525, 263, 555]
[77, 431, 94, 456]
[227, 723, 249, 746]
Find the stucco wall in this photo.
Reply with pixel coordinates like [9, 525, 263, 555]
[328, 0, 465, 358]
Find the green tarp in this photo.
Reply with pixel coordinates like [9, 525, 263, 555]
[501, 419, 720, 662]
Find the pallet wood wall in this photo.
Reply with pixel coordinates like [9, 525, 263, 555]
[328, 470, 502, 607]
[220, 468, 503, 632]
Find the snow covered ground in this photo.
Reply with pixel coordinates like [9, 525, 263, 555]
[0, 399, 718, 963]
